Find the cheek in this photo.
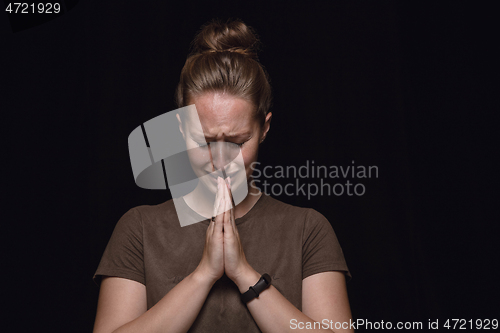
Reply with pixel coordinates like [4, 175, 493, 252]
[186, 145, 210, 168]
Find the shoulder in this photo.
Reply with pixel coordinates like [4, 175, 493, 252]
[262, 193, 305, 211]
[262, 194, 331, 230]
[119, 198, 177, 228]
[262, 194, 309, 218]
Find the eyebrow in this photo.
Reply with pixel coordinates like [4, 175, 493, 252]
[190, 131, 252, 140]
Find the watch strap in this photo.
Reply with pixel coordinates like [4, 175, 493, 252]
[241, 273, 272, 303]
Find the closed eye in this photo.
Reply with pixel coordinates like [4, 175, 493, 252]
[196, 141, 245, 148]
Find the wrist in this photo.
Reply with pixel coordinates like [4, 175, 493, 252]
[234, 267, 262, 294]
[191, 268, 218, 288]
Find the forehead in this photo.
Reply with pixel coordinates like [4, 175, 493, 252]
[187, 92, 257, 137]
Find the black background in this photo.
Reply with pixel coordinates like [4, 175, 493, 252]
[2, 1, 498, 331]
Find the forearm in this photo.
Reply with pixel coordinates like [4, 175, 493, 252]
[113, 270, 213, 333]
[235, 269, 336, 333]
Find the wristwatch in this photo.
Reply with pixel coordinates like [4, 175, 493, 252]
[240, 273, 272, 303]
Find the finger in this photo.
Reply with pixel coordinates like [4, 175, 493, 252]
[214, 177, 224, 235]
[225, 177, 237, 235]
[218, 177, 226, 215]
[222, 179, 231, 212]
[210, 181, 220, 220]
[219, 178, 227, 228]
[208, 179, 218, 235]
[216, 177, 225, 233]
[215, 177, 226, 229]
[223, 184, 234, 235]
[225, 177, 236, 210]
[211, 177, 222, 234]
[212, 176, 222, 217]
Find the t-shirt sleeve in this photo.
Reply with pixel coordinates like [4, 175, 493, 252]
[302, 209, 352, 281]
[93, 207, 145, 287]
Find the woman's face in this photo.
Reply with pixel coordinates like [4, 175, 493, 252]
[177, 92, 271, 194]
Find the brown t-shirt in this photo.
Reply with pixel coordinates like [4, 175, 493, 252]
[93, 193, 351, 332]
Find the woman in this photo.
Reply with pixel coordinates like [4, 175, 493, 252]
[93, 19, 353, 333]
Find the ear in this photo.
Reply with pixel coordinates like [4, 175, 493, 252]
[260, 112, 272, 143]
[176, 113, 186, 140]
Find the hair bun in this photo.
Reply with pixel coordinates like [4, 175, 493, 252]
[192, 18, 260, 60]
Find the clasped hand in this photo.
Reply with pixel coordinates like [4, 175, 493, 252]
[195, 176, 251, 285]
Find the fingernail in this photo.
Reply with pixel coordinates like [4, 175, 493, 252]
[217, 176, 222, 189]
[227, 177, 232, 188]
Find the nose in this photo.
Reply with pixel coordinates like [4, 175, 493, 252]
[209, 142, 240, 172]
